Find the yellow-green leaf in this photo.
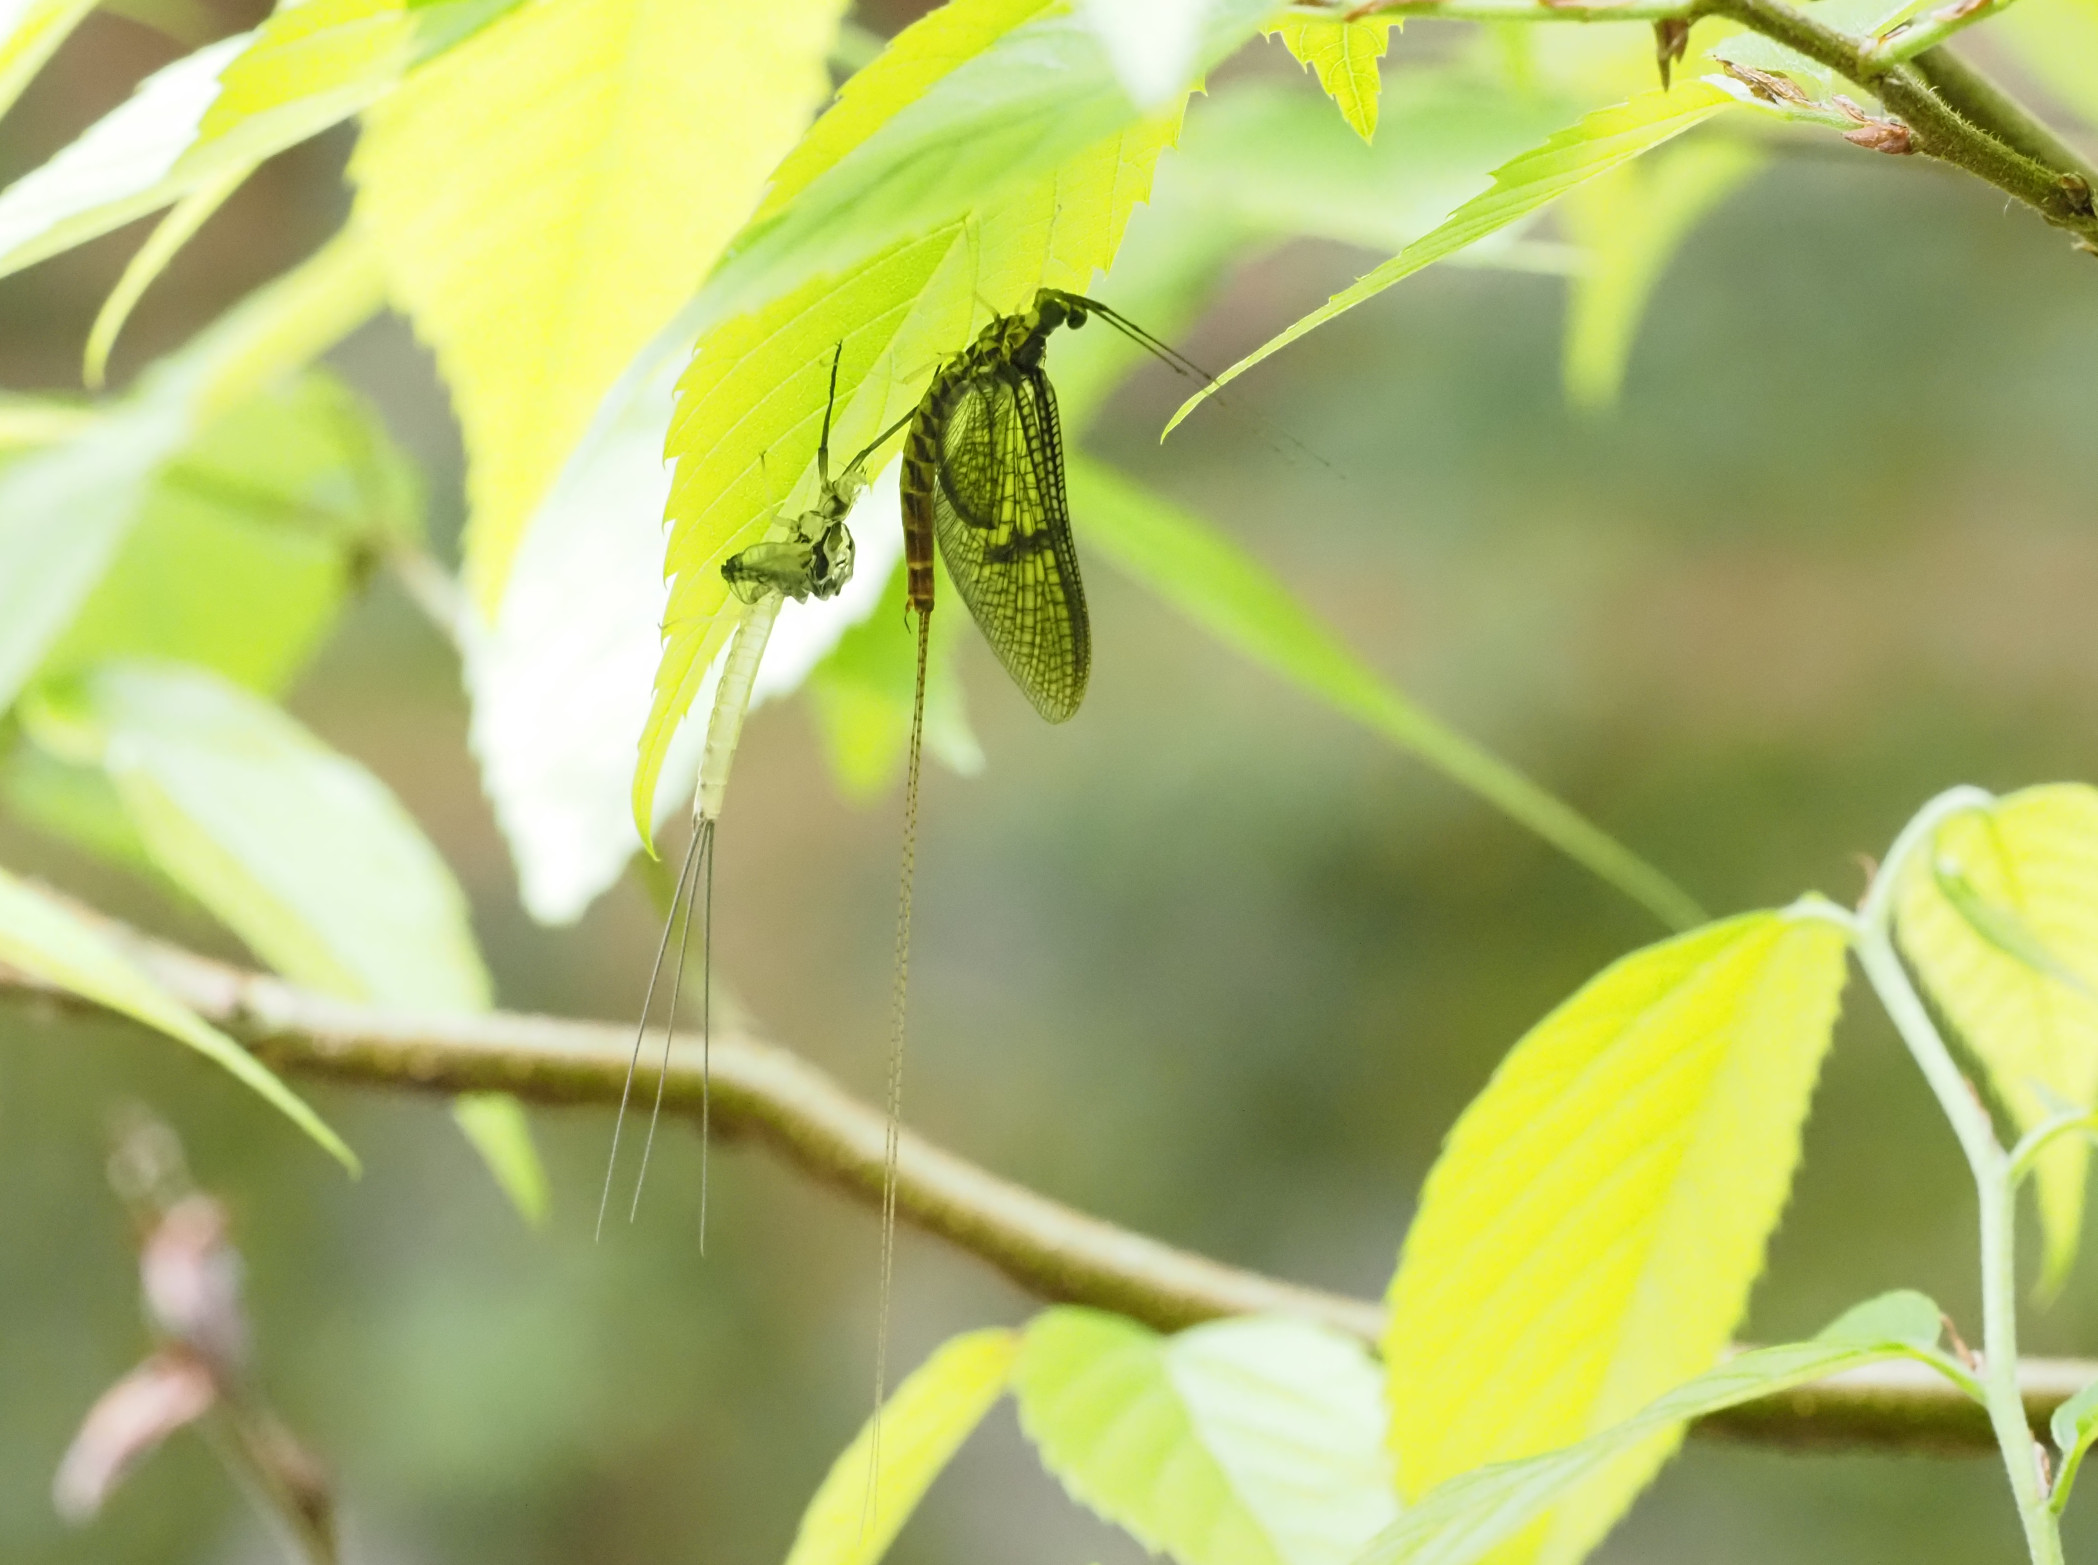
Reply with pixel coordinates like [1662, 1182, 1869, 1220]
[633, 92, 1186, 834]
[1385, 906, 1848, 1565]
[1165, 81, 1733, 435]
[451, 1092, 550, 1223]
[0, 0, 97, 123]
[1560, 137, 1762, 412]
[1068, 458, 1701, 931]
[1274, 17, 1396, 142]
[1013, 1309, 1397, 1565]
[782, 1327, 1018, 1565]
[1359, 1297, 1943, 1565]
[1995, 0, 2098, 136]
[0, 863, 354, 1170]
[351, 0, 845, 608]
[1895, 784, 2098, 1291]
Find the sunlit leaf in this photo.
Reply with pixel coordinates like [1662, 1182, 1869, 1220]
[664, 0, 1273, 341]
[2050, 1377, 2098, 1512]
[1164, 81, 1734, 434]
[782, 1328, 1018, 1565]
[1894, 784, 2098, 1291]
[1995, 0, 2098, 137]
[0, 862, 354, 1169]
[1561, 137, 1763, 412]
[0, 0, 522, 283]
[1358, 1296, 1943, 1565]
[351, 0, 846, 610]
[1273, 16, 1396, 142]
[1014, 1309, 1396, 1565]
[1385, 906, 1848, 1565]
[630, 0, 1224, 832]
[84, 166, 246, 389]
[0, 32, 250, 281]
[1081, 0, 1216, 109]
[0, 0, 97, 123]
[0, 237, 384, 718]
[451, 1092, 549, 1223]
[39, 370, 416, 696]
[40, 663, 490, 1011]
[1067, 458, 1701, 931]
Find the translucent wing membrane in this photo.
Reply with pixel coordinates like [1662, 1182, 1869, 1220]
[930, 363, 1089, 723]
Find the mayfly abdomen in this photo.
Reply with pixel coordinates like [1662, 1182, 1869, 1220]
[697, 590, 783, 823]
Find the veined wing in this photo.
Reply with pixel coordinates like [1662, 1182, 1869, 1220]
[931, 365, 1090, 722]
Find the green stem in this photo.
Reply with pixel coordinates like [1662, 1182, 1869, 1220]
[1858, 789, 2064, 1564]
[1910, 46, 2098, 189]
[1864, 0, 2023, 70]
[1327, 0, 1700, 20]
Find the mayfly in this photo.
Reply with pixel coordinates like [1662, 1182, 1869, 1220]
[866, 286, 1210, 1438]
[599, 347, 908, 1242]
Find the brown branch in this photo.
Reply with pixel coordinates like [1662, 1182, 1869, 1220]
[5, 919, 2093, 1453]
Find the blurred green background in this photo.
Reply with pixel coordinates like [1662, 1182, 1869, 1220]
[7, 5, 2098, 1562]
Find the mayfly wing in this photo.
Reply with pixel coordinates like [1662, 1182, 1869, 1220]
[930, 363, 1089, 723]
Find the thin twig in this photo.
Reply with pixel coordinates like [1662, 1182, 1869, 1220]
[3, 913, 2094, 1453]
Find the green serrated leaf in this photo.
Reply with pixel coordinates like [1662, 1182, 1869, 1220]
[1274, 17, 1396, 142]
[1561, 136, 1763, 412]
[783, 1328, 1018, 1565]
[630, 0, 1221, 834]
[351, 0, 846, 611]
[1164, 80, 1734, 435]
[0, 861, 354, 1170]
[1013, 1309, 1397, 1565]
[2049, 1376, 2098, 1515]
[1357, 1314, 1928, 1565]
[1386, 908, 1848, 1565]
[1067, 457, 1701, 931]
[1895, 785, 2098, 1293]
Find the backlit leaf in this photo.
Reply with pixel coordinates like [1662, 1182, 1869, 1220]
[0, 0, 97, 123]
[32, 664, 543, 1217]
[0, 0, 522, 283]
[0, 238, 384, 717]
[1561, 136, 1762, 412]
[1165, 81, 1734, 434]
[1995, 0, 2098, 136]
[630, 0, 1222, 832]
[1894, 784, 2098, 1291]
[1358, 1297, 1941, 1565]
[782, 1328, 1018, 1565]
[43, 663, 491, 1012]
[1013, 1309, 1396, 1565]
[1274, 16, 1396, 141]
[0, 862, 353, 1169]
[39, 370, 417, 696]
[1068, 458, 1701, 931]
[351, 0, 846, 610]
[1081, 0, 1216, 109]
[1385, 906, 1848, 1565]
